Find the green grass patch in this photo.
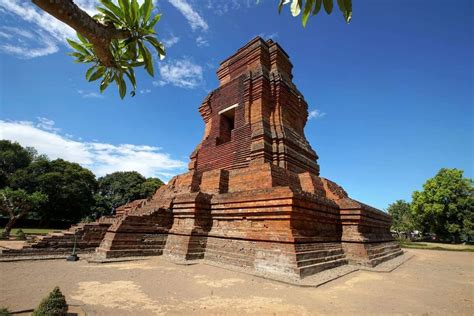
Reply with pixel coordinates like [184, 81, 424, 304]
[0, 228, 63, 236]
[399, 241, 474, 252]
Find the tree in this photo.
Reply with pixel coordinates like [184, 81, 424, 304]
[10, 158, 97, 223]
[140, 177, 164, 197]
[0, 140, 35, 188]
[387, 200, 417, 234]
[0, 188, 47, 237]
[411, 168, 474, 243]
[32, 0, 352, 99]
[93, 171, 163, 217]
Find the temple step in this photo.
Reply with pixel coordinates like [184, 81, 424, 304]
[95, 248, 163, 258]
[367, 242, 402, 260]
[367, 249, 404, 267]
[298, 258, 348, 278]
[296, 248, 344, 261]
[297, 253, 347, 268]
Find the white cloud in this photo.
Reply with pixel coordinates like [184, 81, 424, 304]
[0, 1, 77, 42]
[0, 37, 58, 59]
[167, 0, 209, 31]
[0, 26, 59, 59]
[0, 0, 119, 59]
[37, 117, 60, 133]
[195, 36, 209, 47]
[140, 89, 152, 94]
[162, 34, 180, 48]
[0, 119, 187, 181]
[308, 109, 327, 120]
[258, 32, 279, 40]
[204, 0, 259, 15]
[0, 0, 94, 58]
[77, 89, 104, 99]
[153, 58, 203, 89]
[0, 26, 35, 39]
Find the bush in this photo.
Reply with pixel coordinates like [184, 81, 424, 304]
[32, 287, 68, 316]
[0, 307, 11, 316]
[15, 229, 26, 240]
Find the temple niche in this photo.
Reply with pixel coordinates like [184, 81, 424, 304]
[1, 37, 402, 281]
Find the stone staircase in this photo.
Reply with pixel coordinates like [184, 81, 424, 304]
[364, 241, 404, 267]
[95, 209, 173, 259]
[295, 243, 348, 278]
[0, 222, 111, 258]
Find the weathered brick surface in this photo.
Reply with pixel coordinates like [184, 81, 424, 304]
[0, 222, 111, 257]
[2, 37, 401, 279]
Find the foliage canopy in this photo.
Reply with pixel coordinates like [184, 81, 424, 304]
[387, 200, 417, 233]
[10, 158, 98, 222]
[411, 168, 473, 242]
[93, 171, 163, 217]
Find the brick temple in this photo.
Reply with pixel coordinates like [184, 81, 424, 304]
[2, 37, 402, 280]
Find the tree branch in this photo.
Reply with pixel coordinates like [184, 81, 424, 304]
[32, 0, 130, 67]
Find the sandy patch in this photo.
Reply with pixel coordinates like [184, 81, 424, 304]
[71, 281, 162, 314]
[326, 272, 384, 292]
[81, 261, 158, 270]
[193, 274, 245, 288]
[174, 295, 310, 315]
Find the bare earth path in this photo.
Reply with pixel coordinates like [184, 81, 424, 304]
[1, 249, 473, 315]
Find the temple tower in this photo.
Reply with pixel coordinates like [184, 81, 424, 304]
[189, 38, 319, 175]
[2, 38, 402, 282]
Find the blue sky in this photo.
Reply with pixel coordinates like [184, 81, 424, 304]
[0, 0, 472, 210]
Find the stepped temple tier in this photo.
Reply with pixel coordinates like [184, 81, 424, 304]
[1, 37, 402, 281]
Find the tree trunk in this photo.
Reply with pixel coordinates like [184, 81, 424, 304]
[31, 0, 130, 67]
[3, 216, 19, 237]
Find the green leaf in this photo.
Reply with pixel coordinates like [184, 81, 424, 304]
[97, 7, 121, 24]
[131, 0, 139, 26]
[118, 0, 131, 25]
[336, 0, 351, 22]
[278, 0, 290, 14]
[100, 71, 112, 93]
[138, 41, 154, 77]
[323, 0, 333, 14]
[147, 14, 162, 29]
[76, 32, 88, 44]
[115, 72, 127, 99]
[100, 0, 124, 20]
[85, 66, 96, 81]
[68, 52, 85, 58]
[67, 39, 89, 56]
[343, 0, 352, 23]
[130, 60, 145, 67]
[145, 36, 165, 60]
[313, 0, 322, 15]
[125, 39, 138, 60]
[291, 0, 302, 17]
[124, 68, 136, 90]
[302, 0, 315, 27]
[89, 66, 106, 82]
[140, 0, 152, 23]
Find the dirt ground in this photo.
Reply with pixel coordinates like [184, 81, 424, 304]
[1, 249, 473, 315]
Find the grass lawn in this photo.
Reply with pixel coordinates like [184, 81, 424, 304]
[399, 240, 474, 252]
[0, 228, 63, 235]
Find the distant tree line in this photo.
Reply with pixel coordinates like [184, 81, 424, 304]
[388, 168, 473, 243]
[0, 140, 163, 236]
